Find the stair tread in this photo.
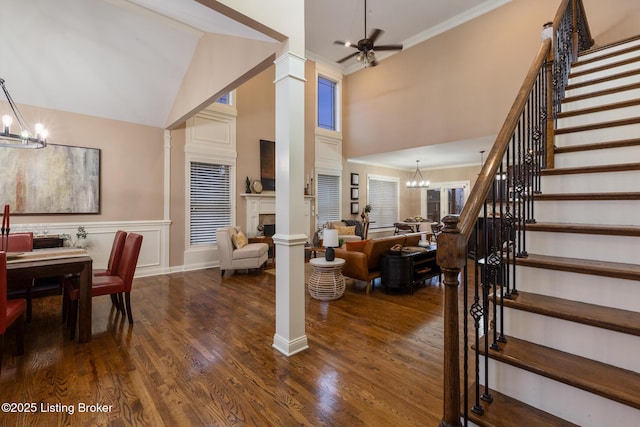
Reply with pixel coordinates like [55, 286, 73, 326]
[563, 81, 640, 103]
[541, 162, 640, 175]
[515, 253, 640, 281]
[477, 335, 640, 410]
[526, 222, 640, 236]
[565, 68, 640, 91]
[555, 137, 640, 154]
[557, 98, 640, 119]
[569, 54, 640, 79]
[498, 291, 640, 337]
[555, 116, 640, 134]
[573, 40, 640, 68]
[463, 383, 578, 427]
[534, 191, 640, 201]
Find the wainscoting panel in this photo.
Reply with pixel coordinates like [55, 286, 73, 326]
[15, 220, 170, 278]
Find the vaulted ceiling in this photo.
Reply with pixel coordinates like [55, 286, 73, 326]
[0, 0, 508, 167]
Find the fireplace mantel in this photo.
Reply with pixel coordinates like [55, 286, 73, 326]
[241, 193, 313, 238]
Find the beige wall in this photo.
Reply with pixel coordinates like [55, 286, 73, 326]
[583, 0, 640, 46]
[0, 102, 164, 225]
[342, 0, 561, 159]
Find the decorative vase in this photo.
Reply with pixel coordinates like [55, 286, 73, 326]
[361, 210, 365, 220]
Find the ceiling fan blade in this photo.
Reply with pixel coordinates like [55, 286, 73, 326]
[337, 51, 360, 64]
[334, 40, 358, 48]
[373, 44, 403, 51]
[368, 28, 383, 44]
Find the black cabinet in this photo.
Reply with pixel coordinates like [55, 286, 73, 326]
[381, 247, 440, 294]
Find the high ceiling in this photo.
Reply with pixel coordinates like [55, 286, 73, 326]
[0, 0, 508, 169]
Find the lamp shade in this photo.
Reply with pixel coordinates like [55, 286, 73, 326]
[323, 229, 339, 248]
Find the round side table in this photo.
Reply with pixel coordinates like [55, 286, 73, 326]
[308, 257, 346, 301]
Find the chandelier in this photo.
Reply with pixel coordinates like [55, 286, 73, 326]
[406, 160, 430, 188]
[1, 78, 48, 149]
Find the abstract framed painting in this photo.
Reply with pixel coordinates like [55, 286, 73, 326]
[0, 144, 100, 214]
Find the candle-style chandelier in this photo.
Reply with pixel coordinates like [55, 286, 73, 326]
[1, 77, 48, 149]
[406, 160, 430, 188]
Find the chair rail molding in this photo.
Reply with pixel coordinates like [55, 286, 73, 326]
[17, 220, 170, 277]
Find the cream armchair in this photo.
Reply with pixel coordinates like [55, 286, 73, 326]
[216, 227, 269, 277]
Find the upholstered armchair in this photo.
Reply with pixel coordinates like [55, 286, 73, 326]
[216, 227, 269, 277]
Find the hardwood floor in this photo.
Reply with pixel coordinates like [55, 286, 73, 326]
[0, 266, 466, 426]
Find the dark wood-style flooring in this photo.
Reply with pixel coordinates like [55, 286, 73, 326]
[0, 265, 467, 426]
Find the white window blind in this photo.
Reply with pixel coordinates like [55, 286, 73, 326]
[190, 162, 231, 245]
[316, 173, 341, 228]
[368, 177, 398, 229]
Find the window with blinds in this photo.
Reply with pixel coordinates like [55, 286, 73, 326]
[190, 162, 231, 245]
[316, 173, 341, 228]
[367, 176, 399, 229]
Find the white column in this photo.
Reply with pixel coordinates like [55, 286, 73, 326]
[272, 51, 308, 356]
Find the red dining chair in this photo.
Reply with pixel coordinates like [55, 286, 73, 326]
[95, 230, 127, 310]
[6, 233, 35, 322]
[95, 230, 127, 277]
[64, 233, 143, 339]
[1, 251, 26, 376]
[62, 230, 127, 323]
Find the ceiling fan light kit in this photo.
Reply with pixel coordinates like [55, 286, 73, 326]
[334, 0, 403, 68]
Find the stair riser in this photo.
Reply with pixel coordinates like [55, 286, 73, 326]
[480, 357, 640, 426]
[541, 170, 640, 193]
[555, 123, 640, 147]
[568, 61, 640, 85]
[535, 199, 640, 225]
[557, 105, 640, 128]
[565, 74, 640, 97]
[514, 266, 640, 311]
[578, 38, 640, 62]
[555, 145, 640, 168]
[498, 309, 640, 373]
[571, 50, 640, 75]
[563, 88, 640, 112]
[526, 232, 639, 264]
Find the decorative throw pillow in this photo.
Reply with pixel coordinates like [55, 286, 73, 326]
[232, 231, 248, 249]
[345, 239, 368, 252]
[335, 225, 356, 235]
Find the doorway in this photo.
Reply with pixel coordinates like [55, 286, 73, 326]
[422, 181, 470, 223]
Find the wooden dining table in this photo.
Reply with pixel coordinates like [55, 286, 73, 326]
[7, 247, 93, 343]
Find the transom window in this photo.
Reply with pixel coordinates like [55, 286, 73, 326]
[317, 76, 337, 131]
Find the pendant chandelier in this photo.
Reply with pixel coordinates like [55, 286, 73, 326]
[1, 78, 48, 149]
[406, 160, 430, 188]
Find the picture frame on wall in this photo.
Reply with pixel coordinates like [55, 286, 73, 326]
[350, 173, 359, 186]
[350, 202, 359, 215]
[351, 187, 359, 200]
[0, 144, 100, 214]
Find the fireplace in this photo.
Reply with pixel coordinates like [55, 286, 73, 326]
[263, 224, 275, 237]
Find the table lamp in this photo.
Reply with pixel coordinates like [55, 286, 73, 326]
[323, 229, 339, 261]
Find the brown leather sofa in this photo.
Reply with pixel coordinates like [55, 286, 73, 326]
[334, 233, 422, 295]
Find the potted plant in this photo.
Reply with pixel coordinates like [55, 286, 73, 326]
[362, 204, 372, 221]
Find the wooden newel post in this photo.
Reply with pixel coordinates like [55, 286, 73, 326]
[437, 215, 466, 427]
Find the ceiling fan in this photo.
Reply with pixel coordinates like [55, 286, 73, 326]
[334, 0, 403, 67]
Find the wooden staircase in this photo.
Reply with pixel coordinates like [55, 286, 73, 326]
[469, 36, 640, 426]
